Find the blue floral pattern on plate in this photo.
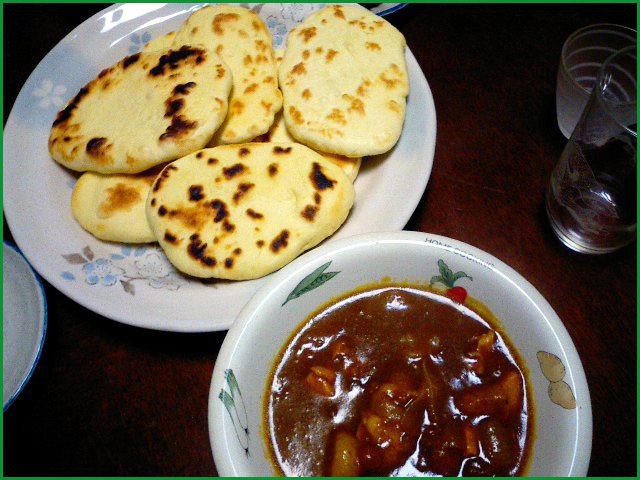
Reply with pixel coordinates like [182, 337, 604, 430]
[33, 79, 67, 110]
[61, 245, 186, 296]
[83, 258, 124, 286]
[128, 31, 152, 54]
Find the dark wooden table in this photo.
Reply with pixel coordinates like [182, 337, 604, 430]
[3, 4, 636, 476]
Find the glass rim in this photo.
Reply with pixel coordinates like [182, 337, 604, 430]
[561, 23, 637, 95]
[595, 45, 637, 138]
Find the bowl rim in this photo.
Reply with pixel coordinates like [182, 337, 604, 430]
[3, 241, 48, 411]
[208, 230, 593, 476]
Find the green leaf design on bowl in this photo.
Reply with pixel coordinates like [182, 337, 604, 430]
[219, 368, 250, 456]
[430, 259, 472, 289]
[282, 261, 340, 306]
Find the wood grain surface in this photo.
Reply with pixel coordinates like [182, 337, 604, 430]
[3, 3, 636, 476]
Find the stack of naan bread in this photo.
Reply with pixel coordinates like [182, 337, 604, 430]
[49, 5, 409, 281]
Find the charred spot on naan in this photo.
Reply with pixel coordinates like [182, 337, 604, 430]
[52, 86, 90, 127]
[380, 72, 402, 89]
[187, 234, 217, 267]
[149, 46, 206, 77]
[246, 208, 264, 219]
[273, 146, 291, 155]
[252, 19, 264, 32]
[159, 115, 198, 141]
[388, 100, 403, 114]
[164, 230, 181, 245]
[310, 162, 335, 191]
[291, 62, 307, 75]
[356, 79, 372, 97]
[165, 98, 184, 117]
[261, 100, 273, 114]
[223, 163, 247, 179]
[298, 27, 317, 42]
[153, 164, 178, 192]
[222, 220, 236, 232]
[212, 12, 240, 35]
[85, 137, 111, 161]
[230, 100, 245, 116]
[270, 230, 290, 253]
[289, 106, 304, 125]
[210, 199, 230, 223]
[332, 5, 346, 19]
[325, 49, 338, 63]
[232, 182, 255, 204]
[342, 94, 365, 115]
[326, 109, 347, 125]
[255, 39, 268, 53]
[165, 81, 197, 117]
[97, 183, 141, 218]
[166, 204, 212, 230]
[301, 205, 319, 222]
[189, 185, 205, 201]
[244, 83, 259, 94]
[122, 53, 141, 68]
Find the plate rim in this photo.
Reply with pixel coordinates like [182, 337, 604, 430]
[3, 241, 48, 411]
[208, 230, 592, 476]
[3, 3, 437, 333]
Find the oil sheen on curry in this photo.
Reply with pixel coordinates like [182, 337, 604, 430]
[265, 286, 533, 476]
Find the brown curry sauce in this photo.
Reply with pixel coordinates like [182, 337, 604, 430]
[264, 284, 533, 477]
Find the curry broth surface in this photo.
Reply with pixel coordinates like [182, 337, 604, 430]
[264, 285, 533, 476]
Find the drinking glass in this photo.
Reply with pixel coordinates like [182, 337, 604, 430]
[547, 45, 637, 254]
[556, 24, 636, 139]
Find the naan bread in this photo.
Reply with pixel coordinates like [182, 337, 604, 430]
[256, 48, 361, 181]
[143, 31, 176, 52]
[146, 143, 355, 280]
[170, 5, 282, 145]
[279, 5, 409, 157]
[72, 169, 160, 243]
[49, 46, 232, 174]
[255, 111, 361, 182]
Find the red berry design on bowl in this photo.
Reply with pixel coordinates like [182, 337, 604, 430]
[446, 286, 468, 303]
[430, 259, 472, 303]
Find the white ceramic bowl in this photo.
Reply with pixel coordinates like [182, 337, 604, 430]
[3, 242, 48, 411]
[208, 231, 592, 476]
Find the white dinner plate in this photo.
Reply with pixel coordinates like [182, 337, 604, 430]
[3, 3, 436, 332]
[3, 242, 48, 410]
